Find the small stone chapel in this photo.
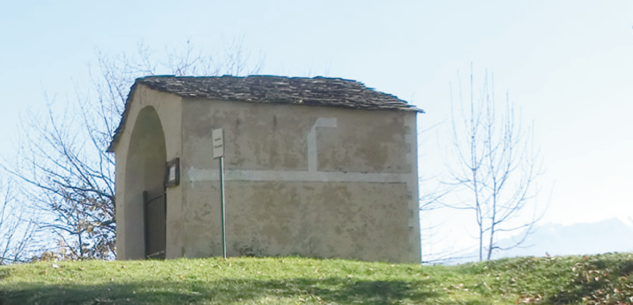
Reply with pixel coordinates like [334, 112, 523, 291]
[108, 75, 423, 263]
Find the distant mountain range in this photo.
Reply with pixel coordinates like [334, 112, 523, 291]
[444, 217, 633, 264]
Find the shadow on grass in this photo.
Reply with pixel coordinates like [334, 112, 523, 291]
[0, 277, 438, 305]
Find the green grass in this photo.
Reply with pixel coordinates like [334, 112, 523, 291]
[0, 253, 632, 304]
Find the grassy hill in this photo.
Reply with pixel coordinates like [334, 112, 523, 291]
[0, 253, 632, 304]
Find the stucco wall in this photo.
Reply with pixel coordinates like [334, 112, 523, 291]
[179, 99, 420, 263]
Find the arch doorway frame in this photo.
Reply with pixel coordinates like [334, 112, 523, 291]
[122, 105, 168, 259]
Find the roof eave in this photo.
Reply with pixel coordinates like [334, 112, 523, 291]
[106, 82, 140, 153]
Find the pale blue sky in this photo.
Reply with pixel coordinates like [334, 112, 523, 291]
[1, 0, 632, 254]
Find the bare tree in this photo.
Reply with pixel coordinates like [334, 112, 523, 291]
[4, 39, 263, 260]
[0, 176, 38, 263]
[444, 67, 545, 261]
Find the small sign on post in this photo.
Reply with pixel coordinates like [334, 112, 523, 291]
[212, 128, 224, 159]
[212, 128, 227, 259]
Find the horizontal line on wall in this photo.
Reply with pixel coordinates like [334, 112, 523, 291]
[187, 167, 412, 183]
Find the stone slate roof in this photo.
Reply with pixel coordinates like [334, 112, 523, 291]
[138, 75, 422, 111]
[107, 75, 423, 151]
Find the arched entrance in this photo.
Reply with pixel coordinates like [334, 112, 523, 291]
[124, 106, 167, 259]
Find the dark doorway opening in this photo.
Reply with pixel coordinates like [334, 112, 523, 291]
[144, 185, 166, 259]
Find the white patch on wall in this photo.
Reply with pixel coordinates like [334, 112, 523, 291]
[307, 118, 337, 172]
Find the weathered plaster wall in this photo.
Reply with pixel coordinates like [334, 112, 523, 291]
[114, 85, 184, 260]
[180, 99, 420, 263]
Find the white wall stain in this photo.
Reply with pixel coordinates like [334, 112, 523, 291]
[307, 117, 337, 172]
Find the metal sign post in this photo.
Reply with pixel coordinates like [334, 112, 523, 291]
[212, 128, 226, 259]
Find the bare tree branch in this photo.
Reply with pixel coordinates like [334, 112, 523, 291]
[3, 40, 263, 260]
